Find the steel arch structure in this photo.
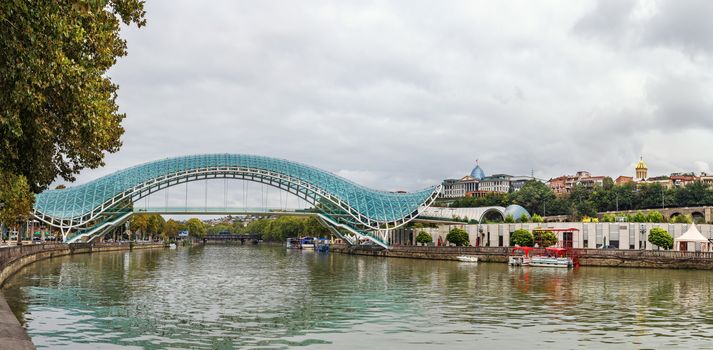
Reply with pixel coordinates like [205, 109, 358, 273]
[33, 154, 441, 247]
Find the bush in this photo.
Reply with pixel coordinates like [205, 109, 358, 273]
[415, 231, 432, 245]
[446, 228, 470, 246]
[533, 230, 558, 247]
[646, 211, 664, 223]
[510, 229, 533, 247]
[517, 213, 530, 223]
[601, 213, 615, 222]
[531, 214, 544, 223]
[504, 214, 515, 223]
[648, 227, 673, 250]
[671, 214, 693, 224]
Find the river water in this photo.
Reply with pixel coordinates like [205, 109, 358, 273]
[3, 245, 713, 349]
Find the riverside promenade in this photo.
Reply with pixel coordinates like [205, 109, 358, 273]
[0, 242, 166, 349]
[332, 244, 713, 269]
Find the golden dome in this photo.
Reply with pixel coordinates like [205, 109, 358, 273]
[635, 157, 647, 170]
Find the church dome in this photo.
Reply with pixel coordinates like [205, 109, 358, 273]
[635, 157, 647, 170]
[470, 162, 485, 180]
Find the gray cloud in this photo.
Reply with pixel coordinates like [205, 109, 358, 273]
[56, 1, 713, 199]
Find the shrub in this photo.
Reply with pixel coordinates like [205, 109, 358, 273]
[601, 213, 615, 222]
[533, 230, 558, 247]
[671, 214, 693, 224]
[415, 231, 432, 245]
[646, 211, 664, 223]
[446, 228, 470, 246]
[648, 227, 673, 250]
[510, 229, 534, 247]
[517, 213, 530, 223]
[504, 214, 515, 223]
[531, 214, 544, 223]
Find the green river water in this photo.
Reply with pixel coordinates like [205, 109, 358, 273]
[3, 245, 713, 349]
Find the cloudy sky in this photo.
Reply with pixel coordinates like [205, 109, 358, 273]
[68, 0, 713, 200]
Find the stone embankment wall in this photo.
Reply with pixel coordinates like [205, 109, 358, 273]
[0, 242, 166, 350]
[332, 245, 713, 270]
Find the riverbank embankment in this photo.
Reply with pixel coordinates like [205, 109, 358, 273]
[0, 242, 166, 349]
[332, 245, 713, 269]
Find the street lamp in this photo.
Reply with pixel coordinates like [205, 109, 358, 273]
[640, 224, 646, 250]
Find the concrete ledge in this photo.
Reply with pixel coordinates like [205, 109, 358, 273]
[332, 245, 713, 269]
[0, 292, 35, 350]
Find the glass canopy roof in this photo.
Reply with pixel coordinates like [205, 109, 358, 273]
[34, 154, 438, 225]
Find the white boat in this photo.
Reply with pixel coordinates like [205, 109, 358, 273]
[169, 243, 177, 249]
[509, 247, 533, 266]
[286, 238, 301, 249]
[530, 256, 573, 268]
[530, 247, 573, 268]
[456, 255, 479, 263]
[300, 237, 316, 249]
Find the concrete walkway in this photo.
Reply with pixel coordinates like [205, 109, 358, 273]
[0, 292, 35, 350]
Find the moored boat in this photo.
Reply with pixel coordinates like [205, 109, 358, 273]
[286, 238, 301, 249]
[508, 246, 533, 266]
[300, 236, 316, 249]
[530, 247, 573, 268]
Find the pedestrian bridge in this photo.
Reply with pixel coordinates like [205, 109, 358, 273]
[32, 154, 441, 248]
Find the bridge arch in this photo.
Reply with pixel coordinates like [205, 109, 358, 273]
[33, 154, 441, 247]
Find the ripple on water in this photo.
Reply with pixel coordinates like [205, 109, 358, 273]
[4, 246, 713, 349]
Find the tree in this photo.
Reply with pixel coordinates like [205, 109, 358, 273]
[0, 1, 146, 193]
[648, 227, 673, 250]
[646, 211, 664, 223]
[186, 218, 207, 239]
[146, 214, 165, 240]
[533, 230, 558, 247]
[302, 216, 330, 237]
[531, 214, 544, 223]
[446, 228, 469, 246]
[207, 223, 233, 235]
[162, 219, 179, 241]
[509, 180, 557, 216]
[510, 229, 534, 247]
[0, 172, 34, 243]
[415, 231, 432, 245]
[129, 214, 149, 241]
[504, 214, 515, 223]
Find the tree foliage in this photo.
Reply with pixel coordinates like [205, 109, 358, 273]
[162, 219, 179, 240]
[449, 178, 713, 221]
[648, 227, 673, 250]
[415, 231, 432, 244]
[533, 230, 558, 247]
[0, 172, 33, 240]
[186, 218, 207, 238]
[446, 227, 469, 246]
[510, 229, 533, 247]
[0, 0, 146, 192]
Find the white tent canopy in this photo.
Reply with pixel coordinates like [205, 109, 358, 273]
[674, 224, 710, 251]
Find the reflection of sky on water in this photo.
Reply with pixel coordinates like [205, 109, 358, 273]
[3, 246, 713, 349]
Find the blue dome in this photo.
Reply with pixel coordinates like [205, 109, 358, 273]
[470, 164, 485, 180]
[503, 205, 530, 221]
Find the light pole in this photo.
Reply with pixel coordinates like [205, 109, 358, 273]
[640, 224, 646, 250]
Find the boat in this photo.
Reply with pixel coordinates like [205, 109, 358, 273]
[508, 246, 533, 266]
[456, 255, 479, 263]
[286, 238, 301, 249]
[300, 237, 316, 249]
[169, 243, 177, 249]
[315, 238, 330, 253]
[530, 247, 573, 268]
